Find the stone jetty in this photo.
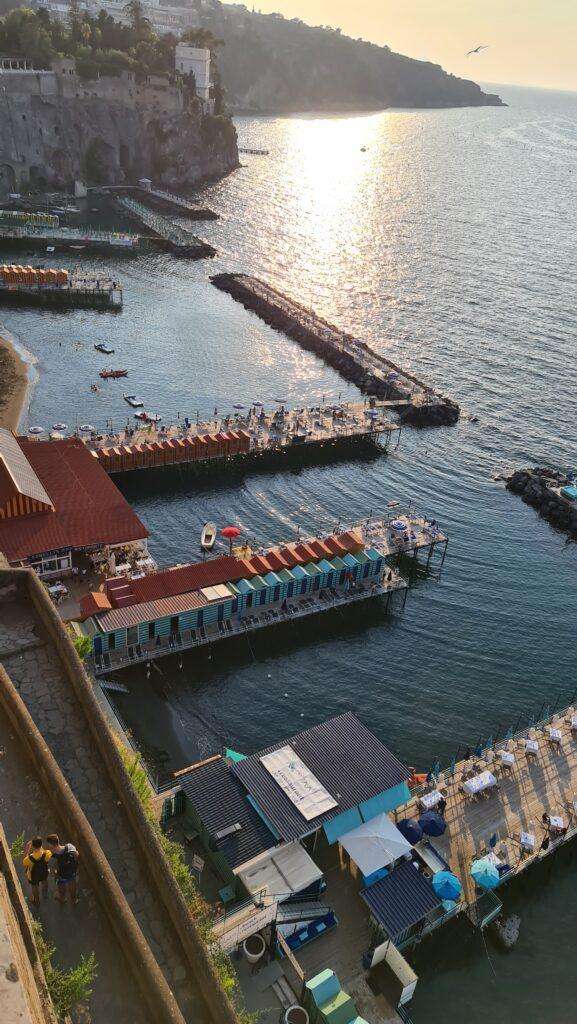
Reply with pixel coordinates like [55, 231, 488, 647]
[211, 272, 460, 427]
[507, 467, 577, 537]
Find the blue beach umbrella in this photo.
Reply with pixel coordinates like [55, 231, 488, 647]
[419, 811, 447, 837]
[397, 818, 423, 845]
[471, 857, 500, 890]
[432, 871, 462, 901]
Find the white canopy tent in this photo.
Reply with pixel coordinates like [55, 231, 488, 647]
[340, 813, 412, 877]
[236, 842, 323, 902]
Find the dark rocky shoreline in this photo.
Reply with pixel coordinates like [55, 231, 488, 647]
[506, 468, 577, 538]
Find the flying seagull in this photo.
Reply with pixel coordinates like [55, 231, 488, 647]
[466, 44, 489, 56]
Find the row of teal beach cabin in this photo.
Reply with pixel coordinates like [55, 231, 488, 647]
[81, 533, 388, 657]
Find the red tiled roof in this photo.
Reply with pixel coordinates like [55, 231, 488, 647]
[0, 437, 148, 562]
[79, 591, 112, 621]
[322, 535, 347, 556]
[102, 529, 367, 610]
[249, 555, 273, 575]
[107, 554, 251, 607]
[336, 529, 364, 552]
[264, 549, 289, 571]
[307, 539, 333, 559]
[292, 543, 318, 563]
[278, 545, 305, 567]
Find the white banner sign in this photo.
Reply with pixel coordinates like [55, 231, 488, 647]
[216, 901, 278, 952]
[260, 745, 337, 820]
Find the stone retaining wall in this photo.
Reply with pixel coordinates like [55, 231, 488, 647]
[0, 823, 58, 1024]
[9, 568, 240, 1024]
[0, 658, 185, 1024]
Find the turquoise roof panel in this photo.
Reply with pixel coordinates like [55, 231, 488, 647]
[342, 553, 360, 568]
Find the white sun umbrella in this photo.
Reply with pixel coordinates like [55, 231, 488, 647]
[340, 813, 412, 878]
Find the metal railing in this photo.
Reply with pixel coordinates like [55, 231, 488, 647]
[90, 577, 407, 675]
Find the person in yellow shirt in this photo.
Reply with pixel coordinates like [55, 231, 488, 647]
[23, 837, 52, 906]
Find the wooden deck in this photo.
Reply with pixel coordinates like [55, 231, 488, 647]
[84, 399, 400, 453]
[295, 847, 400, 1024]
[396, 706, 577, 904]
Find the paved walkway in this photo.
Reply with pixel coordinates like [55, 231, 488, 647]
[0, 702, 152, 1024]
[0, 586, 208, 1023]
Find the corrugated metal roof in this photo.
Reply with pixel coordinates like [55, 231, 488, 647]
[96, 589, 207, 632]
[360, 860, 441, 939]
[233, 713, 410, 842]
[178, 755, 277, 870]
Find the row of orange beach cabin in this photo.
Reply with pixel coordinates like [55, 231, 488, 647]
[91, 430, 252, 473]
[0, 264, 69, 286]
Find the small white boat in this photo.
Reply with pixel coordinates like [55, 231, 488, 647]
[124, 394, 144, 408]
[29, 425, 44, 434]
[201, 522, 217, 551]
[53, 422, 67, 431]
[95, 343, 114, 354]
[79, 423, 95, 432]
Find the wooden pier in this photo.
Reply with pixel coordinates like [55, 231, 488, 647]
[395, 702, 577, 921]
[114, 196, 216, 258]
[0, 272, 122, 310]
[211, 273, 460, 428]
[90, 571, 408, 676]
[0, 223, 139, 254]
[85, 510, 446, 677]
[137, 186, 219, 221]
[83, 399, 401, 477]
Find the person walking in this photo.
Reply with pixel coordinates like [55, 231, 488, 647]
[23, 837, 52, 906]
[45, 834, 79, 905]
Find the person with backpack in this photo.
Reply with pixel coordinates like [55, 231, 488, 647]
[23, 837, 52, 906]
[45, 834, 79, 905]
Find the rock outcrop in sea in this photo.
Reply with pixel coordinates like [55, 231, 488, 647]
[507, 467, 577, 538]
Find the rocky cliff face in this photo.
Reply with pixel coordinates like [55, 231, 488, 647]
[197, 3, 503, 112]
[0, 71, 238, 195]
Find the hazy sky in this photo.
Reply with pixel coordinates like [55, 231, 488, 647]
[248, 0, 577, 92]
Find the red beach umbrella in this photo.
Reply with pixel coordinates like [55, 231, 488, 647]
[221, 525, 241, 553]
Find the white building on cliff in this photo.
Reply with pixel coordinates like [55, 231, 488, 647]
[33, 0, 200, 35]
[174, 45, 211, 105]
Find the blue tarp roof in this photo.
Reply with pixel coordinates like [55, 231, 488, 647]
[361, 860, 441, 939]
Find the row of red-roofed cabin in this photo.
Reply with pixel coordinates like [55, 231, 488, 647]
[92, 430, 252, 473]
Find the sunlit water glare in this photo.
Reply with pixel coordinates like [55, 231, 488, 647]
[2, 83, 576, 1023]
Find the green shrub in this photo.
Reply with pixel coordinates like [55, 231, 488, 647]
[115, 739, 257, 1024]
[72, 633, 93, 661]
[10, 830, 25, 859]
[33, 921, 97, 1021]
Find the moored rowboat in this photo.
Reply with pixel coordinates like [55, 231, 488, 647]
[201, 522, 216, 550]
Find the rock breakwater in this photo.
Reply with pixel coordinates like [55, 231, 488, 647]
[507, 467, 577, 538]
[211, 273, 460, 428]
